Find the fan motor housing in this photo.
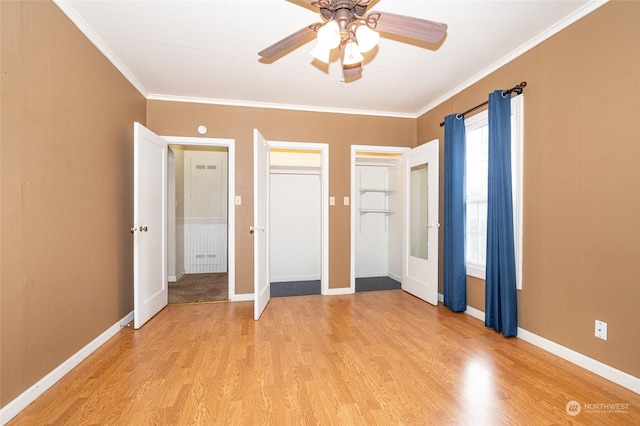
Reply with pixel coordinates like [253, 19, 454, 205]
[319, 0, 368, 22]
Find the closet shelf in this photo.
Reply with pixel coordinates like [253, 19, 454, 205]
[358, 188, 395, 194]
[359, 209, 394, 215]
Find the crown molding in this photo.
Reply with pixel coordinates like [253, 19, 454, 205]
[415, 0, 609, 118]
[146, 94, 417, 119]
[53, 0, 148, 97]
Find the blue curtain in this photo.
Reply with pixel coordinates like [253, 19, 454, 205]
[485, 90, 518, 337]
[443, 114, 467, 312]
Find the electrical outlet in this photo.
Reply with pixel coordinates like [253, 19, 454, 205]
[595, 320, 607, 340]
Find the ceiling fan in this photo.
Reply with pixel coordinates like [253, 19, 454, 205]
[258, 0, 448, 80]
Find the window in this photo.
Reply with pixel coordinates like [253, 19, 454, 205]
[464, 95, 523, 289]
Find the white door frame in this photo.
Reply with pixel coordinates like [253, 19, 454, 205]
[162, 136, 237, 300]
[350, 145, 410, 293]
[269, 140, 330, 295]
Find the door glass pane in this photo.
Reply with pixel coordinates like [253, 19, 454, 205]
[410, 163, 428, 260]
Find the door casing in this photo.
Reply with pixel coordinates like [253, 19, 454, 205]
[162, 136, 237, 300]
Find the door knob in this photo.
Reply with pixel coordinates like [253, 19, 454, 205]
[140, 226, 148, 232]
[249, 226, 264, 234]
[130, 226, 137, 234]
[428, 223, 440, 229]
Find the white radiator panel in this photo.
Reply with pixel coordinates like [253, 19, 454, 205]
[184, 217, 227, 273]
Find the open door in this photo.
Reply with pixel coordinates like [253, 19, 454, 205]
[133, 122, 168, 328]
[402, 140, 439, 305]
[253, 129, 270, 320]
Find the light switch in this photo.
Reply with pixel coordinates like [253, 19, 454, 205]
[344, 196, 350, 206]
[329, 196, 335, 206]
[235, 196, 242, 205]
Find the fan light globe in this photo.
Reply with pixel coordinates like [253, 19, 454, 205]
[317, 20, 341, 49]
[310, 43, 331, 63]
[355, 24, 379, 53]
[343, 41, 364, 65]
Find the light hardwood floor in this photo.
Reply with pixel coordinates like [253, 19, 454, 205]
[8, 290, 640, 425]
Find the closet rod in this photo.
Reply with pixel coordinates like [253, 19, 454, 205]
[439, 81, 527, 127]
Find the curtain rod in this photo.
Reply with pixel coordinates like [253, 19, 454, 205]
[439, 81, 527, 127]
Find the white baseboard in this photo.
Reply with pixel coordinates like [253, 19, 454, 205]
[437, 293, 486, 321]
[517, 328, 640, 394]
[465, 305, 486, 322]
[231, 293, 254, 302]
[0, 311, 134, 425]
[388, 271, 402, 282]
[168, 271, 184, 283]
[443, 299, 639, 395]
[355, 272, 389, 279]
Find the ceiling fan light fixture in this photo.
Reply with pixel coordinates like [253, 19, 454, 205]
[317, 20, 341, 49]
[342, 40, 364, 66]
[355, 24, 379, 53]
[310, 43, 331, 63]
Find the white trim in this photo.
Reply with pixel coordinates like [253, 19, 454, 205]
[52, 0, 147, 97]
[147, 94, 415, 119]
[162, 136, 236, 300]
[465, 305, 486, 322]
[232, 293, 255, 302]
[324, 287, 355, 296]
[268, 140, 330, 296]
[0, 311, 134, 425]
[511, 95, 525, 290]
[466, 264, 486, 281]
[388, 271, 402, 283]
[457, 306, 639, 394]
[517, 328, 640, 394]
[416, 0, 609, 117]
[168, 271, 185, 283]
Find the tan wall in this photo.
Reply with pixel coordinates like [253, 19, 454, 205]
[0, 1, 146, 406]
[147, 103, 416, 294]
[417, 0, 640, 378]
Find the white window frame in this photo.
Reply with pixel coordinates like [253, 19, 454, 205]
[464, 95, 524, 290]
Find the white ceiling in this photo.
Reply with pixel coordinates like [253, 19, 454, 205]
[55, 0, 605, 118]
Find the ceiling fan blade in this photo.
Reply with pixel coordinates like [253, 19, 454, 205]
[372, 11, 447, 44]
[258, 25, 317, 59]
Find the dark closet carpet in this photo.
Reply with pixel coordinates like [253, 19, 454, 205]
[355, 276, 401, 292]
[169, 273, 228, 304]
[271, 280, 321, 297]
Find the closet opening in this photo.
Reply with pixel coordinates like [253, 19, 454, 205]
[269, 148, 323, 297]
[351, 146, 408, 292]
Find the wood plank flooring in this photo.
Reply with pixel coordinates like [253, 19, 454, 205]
[8, 290, 640, 425]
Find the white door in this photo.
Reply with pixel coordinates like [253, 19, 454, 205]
[402, 140, 439, 305]
[133, 122, 168, 328]
[253, 129, 270, 320]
